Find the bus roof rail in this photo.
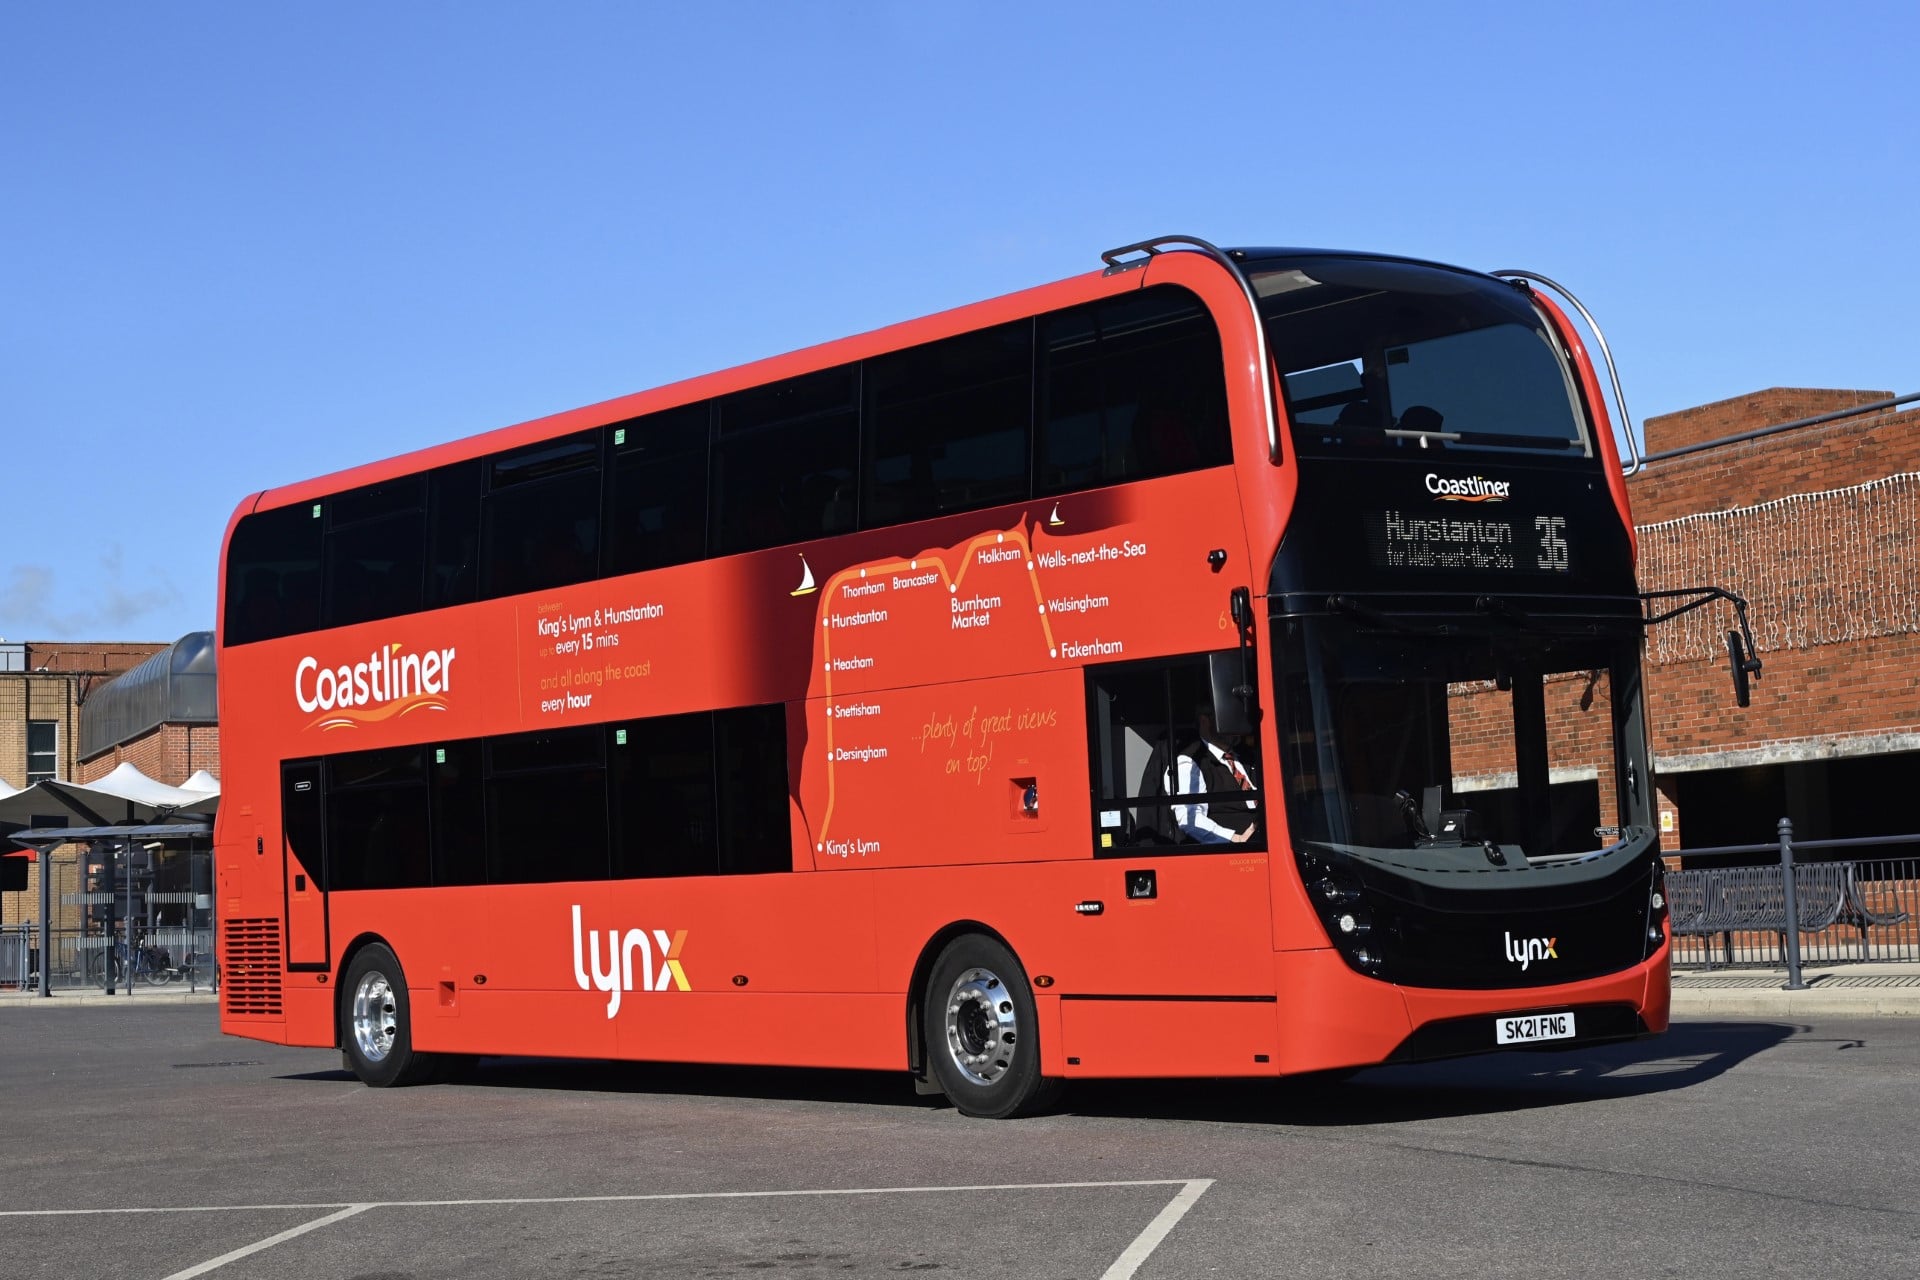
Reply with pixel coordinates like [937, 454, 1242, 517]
[1100, 235, 1282, 465]
[1493, 269, 1642, 478]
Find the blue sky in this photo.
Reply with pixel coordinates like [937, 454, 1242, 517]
[4, 2, 1914, 643]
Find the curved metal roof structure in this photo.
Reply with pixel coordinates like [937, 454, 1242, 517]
[79, 631, 216, 761]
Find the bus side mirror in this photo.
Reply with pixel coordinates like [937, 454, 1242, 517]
[1209, 648, 1257, 737]
[1725, 630, 1761, 708]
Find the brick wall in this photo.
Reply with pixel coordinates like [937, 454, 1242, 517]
[1632, 391, 1914, 523]
[0, 641, 166, 791]
[77, 724, 222, 787]
[1, 640, 172, 931]
[1631, 391, 1920, 766]
[1640, 388, 1893, 469]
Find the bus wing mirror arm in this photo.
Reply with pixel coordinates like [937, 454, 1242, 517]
[1641, 586, 1763, 706]
[1230, 586, 1260, 726]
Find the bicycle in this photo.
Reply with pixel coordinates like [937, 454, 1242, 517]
[85, 940, 178, 986]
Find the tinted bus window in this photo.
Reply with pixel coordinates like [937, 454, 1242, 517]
[429, 739, 486, 886]
[1085, 652, 1264, 853]
[863, 321, 1033, 527]
[225, 503, 323, 646]
[324, 746, 431, 890]
[715, 704, 792, 873]
[322, 477, 426, 631]
[481, 432, 602, 599]
[1037, 287, 1230, 495]
[426, 460, 482, 612]
[484, 725, 608, 884]
[712, 366, 860, 556]
[609, 712, 719, 878]
[607, 705, 792, 879]
[605, 402, 710, 577]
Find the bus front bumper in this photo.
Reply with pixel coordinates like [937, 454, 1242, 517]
[1271, 943, 1670, 1077]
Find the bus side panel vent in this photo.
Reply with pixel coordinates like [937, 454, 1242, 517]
[221, 918, 285, 1017]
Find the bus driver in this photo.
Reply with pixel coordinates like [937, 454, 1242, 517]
[1167, 707, 1259, 844]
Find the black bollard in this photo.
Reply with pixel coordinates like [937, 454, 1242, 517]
[1779, 817, 1806, 991]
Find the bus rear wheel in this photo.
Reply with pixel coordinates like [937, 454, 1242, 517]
[339, 943, 440, 1087]
[923, 935, 1060, 1119]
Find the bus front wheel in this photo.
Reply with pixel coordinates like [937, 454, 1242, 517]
[922, 934, 1061, 1119]
[339, 943, 439, 1087]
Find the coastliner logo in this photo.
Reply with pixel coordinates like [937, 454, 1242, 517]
[293, 643, 456, 730]
[1426, 473, 1511, 503]
[1504, 931, 1558, 971]
[571, 905, 690, 1018]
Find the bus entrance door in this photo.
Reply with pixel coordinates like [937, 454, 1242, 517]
[281, 760, 330, 970]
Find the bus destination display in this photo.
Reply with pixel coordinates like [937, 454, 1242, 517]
[1364, 507, 1571, 575]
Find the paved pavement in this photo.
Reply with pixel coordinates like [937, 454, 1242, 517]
[1671, 960, 1920, 1017]
[3, 1004, 1918, 1278]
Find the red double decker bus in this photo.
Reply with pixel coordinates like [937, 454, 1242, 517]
[216, 237, 1688, 1116]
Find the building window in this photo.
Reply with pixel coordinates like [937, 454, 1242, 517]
[26, 720, 57, 783]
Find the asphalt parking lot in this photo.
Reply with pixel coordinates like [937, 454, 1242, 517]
[3, 1004, 1918, 1278]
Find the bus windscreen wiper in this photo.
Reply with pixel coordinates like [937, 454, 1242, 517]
[1323, 595, 1440, 633]
[1474, 596, 1536, 630]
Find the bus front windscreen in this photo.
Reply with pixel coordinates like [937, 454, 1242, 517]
[1274, 615, 1648, 863]
[1251, 256, 1591, 460]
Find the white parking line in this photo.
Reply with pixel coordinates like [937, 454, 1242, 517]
[3, 1178, 1214, 1278]
[160, 1205, 373, 1280]
[1101, 1179, 1214, 1280]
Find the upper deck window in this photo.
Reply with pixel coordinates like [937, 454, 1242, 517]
[863, 320, 1032, 526]
[606, 402, 710, 576]
[1253, 258, 1590, 462]
[481, 431, 602, 599]
[1038, 287, 1231, 495]
[712, 365, 861, 556]
[224, 285, 1235, 647]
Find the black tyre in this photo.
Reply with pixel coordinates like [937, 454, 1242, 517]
[339, 943, 440, 1087]
[87, 952, 124, 987]
[922, 934, 1061, 1119]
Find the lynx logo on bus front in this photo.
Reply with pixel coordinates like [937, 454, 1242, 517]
[1504, 931, 1558, 971]
[571, 905, 690, 1017]
[293, 643, 457, 722]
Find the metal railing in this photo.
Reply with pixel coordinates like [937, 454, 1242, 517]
[1668, 822, 1919, 972]
[2, 847, 218, 996]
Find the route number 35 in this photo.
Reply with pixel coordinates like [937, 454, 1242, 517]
[1534, 516, 1570, 572]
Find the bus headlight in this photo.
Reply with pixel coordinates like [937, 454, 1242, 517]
[1299, 855, 1386, 976]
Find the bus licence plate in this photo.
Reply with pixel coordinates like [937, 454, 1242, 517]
[1496, 1011, 1576, 1045]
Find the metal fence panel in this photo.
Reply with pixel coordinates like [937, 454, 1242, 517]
[2, 848, 219, 995]
[1672, 857, 1918, 968]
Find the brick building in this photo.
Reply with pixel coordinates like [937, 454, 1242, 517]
[1631, 390, 1920, 854]
[0, 640, 167, 792]
[75, 632, 220, 786]
[0, 639, 169, 929]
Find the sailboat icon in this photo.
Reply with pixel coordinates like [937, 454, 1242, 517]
[1047, 502, 1065, 528]
[791, 553, 818, 596]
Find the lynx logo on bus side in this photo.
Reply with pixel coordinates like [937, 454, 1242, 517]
[1505, 931, 1558, 971]
[1426, 473, 1511, 502]
[293, 643, 456, 730]
[570, 905, 690, 1018]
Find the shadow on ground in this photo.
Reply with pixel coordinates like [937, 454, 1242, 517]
[281, 1020, 1812, 1125]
